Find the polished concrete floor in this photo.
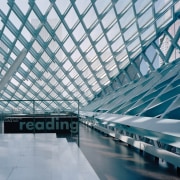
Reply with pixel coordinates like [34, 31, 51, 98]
[79, 124, 179, 180]
[0, 133, 99, 180]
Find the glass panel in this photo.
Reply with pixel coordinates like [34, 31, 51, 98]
[56, 49, 66, 62]
[130, 47, 141, 59]
[44, 84, 51, 92]
[115, 0, 131, 14]
[55, 23, 67, 41]
[63, 60, 73, 71]
[95, 0, 111, 14]
[15, 72, 23, 79]
[7, 86, 16, 93]
[4, 27, 15, 42]
[86, 48, 96, 62]
[29, 12, 41, 29]
[10, 52, 17, 60]
[15, 40, 24, 51]
[138, 8, 153, 28]
[156, 9, 172, 29]
[82, 68, 92, 79]
[75, 0, 91, 15]
[11, 78, 19, 86]
[68, 84, 75, 91]
[96, 69, 106, 79]
[70, 49, 81, 62]
[116, 49, 127, 62]
[77, 59, 87, 70]
[9, 11, 22, 29]
[80, 37, 91, 52]
[90, 24, 103, 41]
[101, 50, 112, 62]
[102, 9, 116, 29]
[35, 62, 43, 72]
[141, 24, 155, 41]
[55, 0, 70, 15]
[119, 59, 129, 69]
[83, 7, 97, 29]
[111, 36, 124, 51]
[135, 0, 151, 14]
[49, 62, 58, 71]
[15, 0, 29, 15]
[175, 1, 180, 12]
[0, 40, 8, 52]
[0, 1, 9, 14]
[109, 67, 118, 78]
[48, 39, 58, 53]
[70, 69, 79, 79]
[91, 60, 101, 70]
[124, 23, 137, 41]
[19, 84, 27, 93]
[120, 7, 135, 28]
[50, 77, 57, 86]
[155, 0, 171, 13]
[100, 77, 109, 86]
[36, 0, 50, 15]
[21, 26, 32, 41]
[20, 63, 29, 71]
[73, 23, 86, 41]
[75, 76, 83, 85]
[39, 27, 50, 42]
[92, 84, 101, 92]
[105, 61, 116, 70]
[32, 40, 42, 53]
[47, 9, 59, 29]
[41, 51, 50, 63]
[16, 92, 23, 100]
[127, 38, 140, 52]
[64, 37, 75, 52]
[85, 91, 93, 98]
[65, 7, 78, 29]
[107, 23, 120, 41]
[32, 84, 39, 93]
[95, 36, 107, 51]
[29, 71, 36, 79]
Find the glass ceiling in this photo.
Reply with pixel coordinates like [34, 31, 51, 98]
[0, 0, 179, 113]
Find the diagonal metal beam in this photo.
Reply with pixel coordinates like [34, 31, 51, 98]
[0, 48, 27, 92]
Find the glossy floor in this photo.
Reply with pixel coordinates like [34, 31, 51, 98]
[79, 124, 179, 180]
[0, 133, 99, 180]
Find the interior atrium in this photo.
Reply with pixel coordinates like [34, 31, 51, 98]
[0, 0, 180, 179]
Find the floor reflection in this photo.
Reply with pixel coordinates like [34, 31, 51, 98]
[80, 124, 179, 180]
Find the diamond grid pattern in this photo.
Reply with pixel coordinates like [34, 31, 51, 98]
[0, 0, 179, 113]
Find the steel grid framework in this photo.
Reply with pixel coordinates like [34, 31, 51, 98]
[0, 0, 179, 112]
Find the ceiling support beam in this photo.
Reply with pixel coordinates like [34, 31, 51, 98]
[0, 48, 27, 92]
